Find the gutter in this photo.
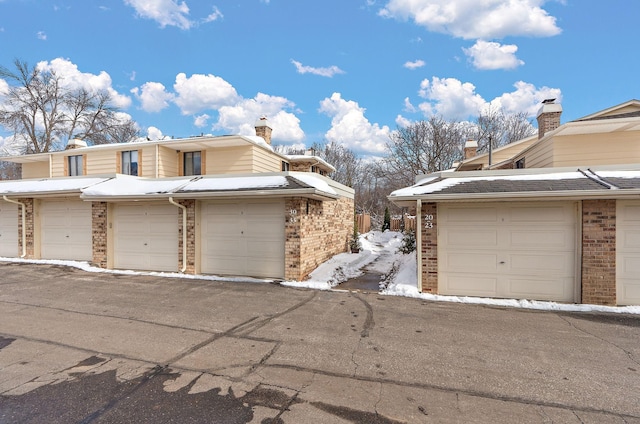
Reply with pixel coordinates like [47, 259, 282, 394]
[416, 199, 422, 292]
[168, 197, 187, 273]
[3, 196, 26, 258]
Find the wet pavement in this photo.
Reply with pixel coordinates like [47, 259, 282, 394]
[1, 262, 639, 423]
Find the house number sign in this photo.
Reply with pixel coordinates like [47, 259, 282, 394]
[289, 209, 297, 223]
[424, 214, 434, 229]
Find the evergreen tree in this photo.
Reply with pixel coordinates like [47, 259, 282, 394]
[382, 207, 391, 231]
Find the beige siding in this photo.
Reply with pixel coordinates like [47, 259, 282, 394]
[552, 131, 640, 167]
[252, 147, 282, 173]
[600, 105, 640, 117]
[206, 146, 253, 175]
[158, 146, 178, 177]
[86, 149, 117, 175]
[140, 146, 156, 177]
[521, 137, 554, 168]
[22, 161, 50, 179]
[51, 155, 65, 177]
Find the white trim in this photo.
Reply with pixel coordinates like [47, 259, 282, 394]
[2, 196, 26, 258]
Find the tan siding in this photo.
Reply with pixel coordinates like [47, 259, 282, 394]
[86, 150, 117, 175]
[522, 137, 554, 168]
[206, 146, 253, 174]
[158, 146, 178, 177]
[552, 132, 640, 167]
[51, 156, 65, 177]
[252, 147, 281, 173]
[22, 161, 50, 179]
[141, 146, 155, 177]
[600, 105, 640, 117]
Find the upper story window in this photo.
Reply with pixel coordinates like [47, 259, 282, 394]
[68, 155, 83, 176]
[184, 151, 202, 176]
[311, 165, 319, 174]
[122, 150, 138, 176]
[281, 161, 290, 172]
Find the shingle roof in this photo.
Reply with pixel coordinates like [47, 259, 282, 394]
[434, 178, 605, 195]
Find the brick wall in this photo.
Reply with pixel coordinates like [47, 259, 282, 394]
[421, 202, 438, 293]
[581, 199, 616, 305]
[17, 198, 34, 258]
[92, 202, 108, 268]
[284, 196, 353, 281]
[177, 199, 196, 274]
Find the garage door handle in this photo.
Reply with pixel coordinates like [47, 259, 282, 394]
[144, 243, 148, 246]
[499, 261, 505, 264]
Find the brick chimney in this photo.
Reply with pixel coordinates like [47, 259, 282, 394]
[65, 139, 87, 150]
[463, 139, 478, 159]
[536, 99, 562, 139]
[254, 116, 272, 145]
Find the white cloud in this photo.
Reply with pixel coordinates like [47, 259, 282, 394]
[215, 93, 304, 143]
[194, 114, 209, 127]
[403, 97, 416, 113]
[319, 92, 391, 154]
[0, 78, 8, 96]
[124, 0, 192, 29]
[395, 114, 413, 128]
[36, 31, 47, 41]
[203, 6, 223, 22]
[145, 126, 170, 141]
[415, 77, 561, 119]
[403, 59, 425, 70]
[379, 0, 561, 39]
[36, 58, 131, 109]
[291, 60, 345, 78]
[173, 72, 239, 115]
[131, 82, 174, 113]
[418, 77, 486, 119]
[463, 40, 524, 70]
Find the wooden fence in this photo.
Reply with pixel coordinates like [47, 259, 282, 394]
[356, 213, 371, 234]
[391, 215, 416, 232]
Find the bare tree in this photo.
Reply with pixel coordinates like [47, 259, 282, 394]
[0, 59, 138, 153]
[310, 141, 362, 188]
[381, 116, 467, 188]
[475, 106, 536, 162]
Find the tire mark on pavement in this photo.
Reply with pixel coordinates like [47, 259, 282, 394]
[352, 292, 375, 338]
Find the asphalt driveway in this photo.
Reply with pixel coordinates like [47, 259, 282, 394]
[0, 262, 639, 423]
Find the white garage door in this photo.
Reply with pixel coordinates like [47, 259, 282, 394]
[0, 201, 18, 257]
[617, 200, 640, 305]
[438, 202, 577, 302]
[40, 199, 92, 261]
[114, 203, 178, 272]
[201, 200, 285, 279]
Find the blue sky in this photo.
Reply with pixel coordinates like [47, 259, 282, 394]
[0, 0, 638, 156]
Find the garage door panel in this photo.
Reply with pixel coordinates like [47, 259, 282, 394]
[441, 228, 498, 248]
[617, 200, 640, 305]
[201, 201, 284, 279]
[0, 202, 18, 257]
[441, 206, 498, 223]
[40, 200, 92, 261]
[438, 202, 577, 302]
[114, 203, 178, 272]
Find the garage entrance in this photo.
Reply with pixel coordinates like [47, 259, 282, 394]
[0, 201, 18, 257]
[201, 200, 285, 279]
[438, 202, 578, 302]
[40, 199, 92, 261]
[617, 200, 640, 305]
[113, 203, 178, 272]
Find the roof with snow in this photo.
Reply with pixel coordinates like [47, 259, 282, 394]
[389, 166, 640, 204]
[0, 172, 349, 201]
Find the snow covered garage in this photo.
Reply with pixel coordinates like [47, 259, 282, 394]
[389, 166, 640, 306]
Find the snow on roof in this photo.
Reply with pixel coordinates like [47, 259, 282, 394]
[81, 175, 193, 197]
[180, 175, 288, 192]
[392, 171, 588, 196]
[290, 173, 337, 195]
[243, 135, 274, 151]
[0, 177, 110, 195]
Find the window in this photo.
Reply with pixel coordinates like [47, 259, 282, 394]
[515, 158, 526, 169]
[122, 151, 138, 176]
[184, 151, 201, 176]
[68, 155, 83, 176]
[281, 161, 290, 171]
[311, 165, 318, 173]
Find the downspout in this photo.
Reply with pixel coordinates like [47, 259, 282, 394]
[168, 197, 187, 273]
[416, 199, 422, 292]
[3, 196, 26, 258]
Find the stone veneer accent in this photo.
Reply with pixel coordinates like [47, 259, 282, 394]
[92, 202, 108, 268]
[582, 199, 616, 305]
[285, 196, 353, 281]
[17, 198, 34, 258]
[177, 199, 196, 274]
[420, 202, 438, 293]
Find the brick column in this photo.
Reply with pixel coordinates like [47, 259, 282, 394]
[92, 202, 108, 268]
[285, 198, 304, 281]
[17, 198, 34, 258]
[421, 202, 438, 293]
[177, 200, 196, 274]
[581, 199, 616, 305]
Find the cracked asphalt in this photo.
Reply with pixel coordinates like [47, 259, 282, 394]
[0, 262, 639, 423]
